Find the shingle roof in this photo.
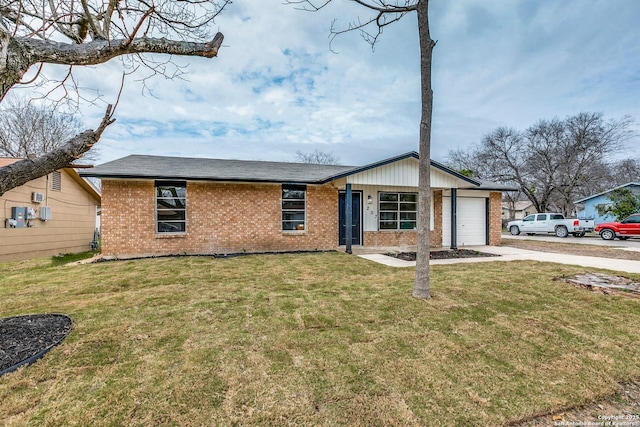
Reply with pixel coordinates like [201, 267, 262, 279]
[81, 154, 356, 183]
[476, 179, 519, 192]
[80, 152, 516, 191]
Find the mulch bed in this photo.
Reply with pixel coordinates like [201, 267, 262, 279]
[0, 314, 73, 376]
[390, 249, 500, 261]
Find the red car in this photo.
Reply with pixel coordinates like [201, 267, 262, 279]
[595, 213, 640, 240]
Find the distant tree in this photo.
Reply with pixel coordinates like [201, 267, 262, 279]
[501, 189, 527, 222]
[455, 168, 474, 178]
[569, 158, 640, 204]
[0, 0, 229, 196]
[0, 96, 98, 161]
[549, 113, 633, 215]
[596, 188, 640, 221]
[610, 158, 640, 185]
[295, 149, 341, 165]
[447, 113, 634, 215]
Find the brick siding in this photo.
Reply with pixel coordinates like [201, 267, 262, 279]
[363, 230, 417, 247]
[101, 180, 338, 257]
[488, 192, 503, 246]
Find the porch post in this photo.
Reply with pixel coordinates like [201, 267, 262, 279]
[345, 183, 353, 254]
[450, 188, 458, 250]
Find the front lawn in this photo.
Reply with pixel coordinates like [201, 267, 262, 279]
[1, 253, 639, 426]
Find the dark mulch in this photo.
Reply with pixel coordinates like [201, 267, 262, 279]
[389, 249, 500, 261]
[0, 314, 72, 376]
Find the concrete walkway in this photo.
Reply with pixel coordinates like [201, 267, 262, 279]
[358, 245, 640, 274]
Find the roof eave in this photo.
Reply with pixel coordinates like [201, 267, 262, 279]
[79, 173, 325, 185]
[63, 168, 101, 202]
[574, 182, 640, 203]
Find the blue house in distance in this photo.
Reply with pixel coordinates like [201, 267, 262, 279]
[575, 182, 640, 225]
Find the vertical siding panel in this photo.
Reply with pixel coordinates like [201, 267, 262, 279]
[348, 159, 470, 188]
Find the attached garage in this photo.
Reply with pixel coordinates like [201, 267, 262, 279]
[442, 192, 490, 247]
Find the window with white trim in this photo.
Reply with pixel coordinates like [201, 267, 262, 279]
[379, 192, 418, 230]
[282, 184, 306, 231]
[155, 181, 186, 233]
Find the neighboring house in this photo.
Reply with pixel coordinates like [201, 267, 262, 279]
[81, 152, 515, 258]
[501, 200, 537, 221]
[574, 182, 640, 225]
[0, 158, 101, 262]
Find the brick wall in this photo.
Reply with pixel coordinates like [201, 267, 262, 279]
[363, 230, 417, 247]
[101, 180, 338, 257]
[488, 192, 502, 246]
[101, 180, 154, 256]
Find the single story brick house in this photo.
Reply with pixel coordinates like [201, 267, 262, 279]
[81, 152, 513, 258]
[1, 158, 101, 262]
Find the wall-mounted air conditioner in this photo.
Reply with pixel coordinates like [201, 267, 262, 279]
[32, 192, 44, 203]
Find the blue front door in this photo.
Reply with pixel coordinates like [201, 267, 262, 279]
[339, 192, 361, 245]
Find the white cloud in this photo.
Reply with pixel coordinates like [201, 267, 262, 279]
[16, 0, 640, 166]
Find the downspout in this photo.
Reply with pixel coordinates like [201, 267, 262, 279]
[450, 188, 457, 250]
[345, 183, 352, 254]
[485, 197, 490, 245]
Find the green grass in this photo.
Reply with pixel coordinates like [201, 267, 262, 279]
[1, 253, 639, 426]
[49, 251, 99, 267]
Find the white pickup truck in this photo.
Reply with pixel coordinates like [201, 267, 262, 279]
[507, 213, 595, 238]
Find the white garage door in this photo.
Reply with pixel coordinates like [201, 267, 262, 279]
[442, 197, 487, 247]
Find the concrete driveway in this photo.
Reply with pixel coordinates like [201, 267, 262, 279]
[502, 233, 640, 251]
[359, 242, 640, 273]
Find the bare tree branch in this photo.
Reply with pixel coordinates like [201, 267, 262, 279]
[0, 95, 90, 159]
[285, 0, 417, 51]
[1, 0, 230, 102]
[1, 31, 224, 100]
[295, 149, 341, 165]
[0, 104, 115, 196]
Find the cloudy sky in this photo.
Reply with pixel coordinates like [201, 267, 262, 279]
[20, 0, 640, 167]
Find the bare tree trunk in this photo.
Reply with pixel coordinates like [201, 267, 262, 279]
[0, 106, 114, 196]
[413, 0, 436, 299]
